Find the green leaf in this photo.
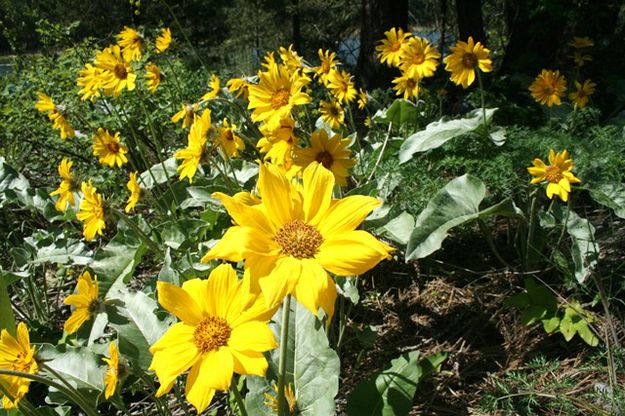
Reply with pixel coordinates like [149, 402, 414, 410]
[377, 211, 415, 245]
[373, 99, 418, 127]
[336, 277, 360, 304]
[0, 282, 15, 334]
[565, 211, 599, 283]
[138, 158, 178, 189]
[541, 316, 560, 333]
[405, 175, 520, 260]
[399, 108, 497, 163]
[590, 183, 625, 219]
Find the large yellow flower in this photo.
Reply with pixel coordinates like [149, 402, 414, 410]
[392, 72, 421, 100]
[248, 63, 311, 130]
[258, 118, 298, 169]
[35, 92, 75, 139]
[50, 158, 76, 212]
[315, 49, 340, 85]
[77, 180, 106, 241]
[443, 36, 492, 88]
[399, 36, 440, 79]
[294, 130, 355, 186]
[172, 103, 200, 129]
[527, 149, 581, 202]
[375, 27, 411, 67]
[95, 45, 136, 97]
[155, 28, 172, 53]
[0, 323, 38, 409]
[319, 100, 344, 130]
[201, 74, 221, 100]
[149, 264, 277, 414]
[145, 63, 161, 94]
[63, 271, 99, 334]
[174, 110, 211, 182]
[103, 341, 119, 399]
[327, 69, 357, 104]
[202, 162, 394, 319]
[216, 118, 245, 158]
[117, 26, 144, 62]
[125, 172, 141, 213]
[77, 63, 103, 101]
[569, 79, 596, 109]
[529, 69, 567, 107]
[92, 128, 128, 168]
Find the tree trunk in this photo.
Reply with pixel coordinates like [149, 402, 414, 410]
[455, 0, 486, 43]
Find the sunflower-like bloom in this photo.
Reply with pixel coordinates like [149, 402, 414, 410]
[92, 128, 128, 168]
[527, 149, 581, 202]
[248, 63, 311, 130]
[117, 26, 144, 62]
[294, 130, 356, 186]
[357, 88, 368, 110]
[95, 45, 136, 97]
[226, 77, 249, 99]
[35, 92, 75, 139]
[399, 36, 440, 79]
[392, 73, 421, 100]
[264, 383, 297, 415]
[569, 36, 594, 49]
[50, 158, 76, 212]
[257, 118, 298, 169]
[569, 79, 596, 109]
[125, 172, 141, 213]
[201, 74, 221, 100]
[279, 44, 305, 75]
[103, 341, 119, 399]
[77, 63, 103, 101]
[327, 69, 357, 104]
[172, 103, 200, 129]
[217, 118, 245, 158]
[149, 264, 278, 414]
[572, 51, 592, 67]
[529, 69, 567, 107]
[63, 271, 100, 334]
[443, 36, 492, 88]
[174, 110, 211, 182]
[155, 28, 172, 53]
[0, 323, 38, 409]
[319, 100, 344, 129]
[315, 49, 340, 85]
[145, 63, 161, 94]
[77, 180, 106, 241]
[375, 27, 411, 67]
[202, 162, 394, 319]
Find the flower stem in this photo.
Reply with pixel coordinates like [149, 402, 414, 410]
[277, 295, 292, 416]
[111, 208, 162, 255]
[525, 191, 538, 270]
[476, 70, 489, 135]
[230, 377, 249, 416]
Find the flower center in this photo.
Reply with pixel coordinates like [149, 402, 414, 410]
[271, 89, 291, 109]
[544, 165, 563, 183]
[328, 105, 339, 117]
[88, 299, 101, 314]
[107, 141, 120, 154]
[193, 316, 232, 353]
[391, 41, 401, 52]
[412, 52, 425, 65]
[315, 151, 334, 169]
[462, 52, 478, 68]
[114, 64, 128, 80]
[543, 85, 554, 95]
[13, 352, 35, 373]
[274, 220, 323, 259]
[225, 129, 234, 141]
[321, 62, 330, 73]
[406, 78, 417, 89]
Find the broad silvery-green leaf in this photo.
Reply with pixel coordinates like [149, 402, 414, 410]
[377, 211, 415, 245]
[373, 99, 418, 127]
[565, 211, 599, 284]
[405, 174, 520, 261]
[590, 183, 625, 219]
[138, 158, 178, 189]
[399, 108, 497, 163]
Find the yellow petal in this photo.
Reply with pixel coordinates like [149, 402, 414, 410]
[293, 259, 332, 317]
[258, 163, 293, 227]
[156, 281, 203, 325]
[231, 350, 268, 377]
[64, 309, 91, 334]
[207, 263, 239, 318]
[318, 196, 381, 237]
[302, 162, 334, 225]
[258, 256, 301, 308]
[228, 322, 277, 352]
[196, 348, 234, 391]
[180, 279, 210, 316]
[184, 359, 216, 413]
[317, 230, 393, 276]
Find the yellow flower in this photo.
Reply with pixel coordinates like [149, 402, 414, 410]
[77, 180, 106, 241]
[125, 172, 141, 213]
[35, 92, 75, 139]
[155, 28, 172, 53]
[315, 49, 340, 85]
[264, 383, 297, 415]
[103, 341, 119, 399]
[63, 271, 99, 334]
[171, 103, 200, 129]
[34, 92, 56, 113]
[527, 149, 581, 202]
[392, 73, 421, 100]
[529, 69, 567, 107]
[0, 322, 38, 410]
[357, 88, 368, 110]
[572, 51, 592, 67]
[399, 36, 440, 79]
[50, 158, 76, 212]
[117, 26, 144, 62]
[217, 118, 245, 158]
[569, 36, 594, 49]
[202, 162, 394, 319]
[174, 110, 211, 182]
[92, 128, 128, 168]
[226, 77, 249, 99]
[248, 63, 311, 130]
[77, 63, 103, 101]
[569, 79, 596, 109]
[145, 63, 161, 94]
[149, 264, 278, 414]
[258, 118, 298, 168]
[201, 74, 221, 100]
[443, 36, 492, 88]
[327, 69, 357, 104]
[319, 100, 345, 130]
[95, 45, 137, 97]
[279, 44, 305, 75]
[375, 27, 411, 67]
[294, 130, 355, 186]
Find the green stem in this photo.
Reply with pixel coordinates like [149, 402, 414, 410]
[41, 364, 95, 414]
[162, 54, 186, 102]
[0, 381, 43, 416]
[230, 377, 249, 416]
[477, 219, 511, 269]
[525, 191, 538, 270]
[476, 70, 489, 135]
[277, 295, 292, 416]
[112, 208, 162, 255]
[555, 195, 572, 247]
[365, 122, 392, 183]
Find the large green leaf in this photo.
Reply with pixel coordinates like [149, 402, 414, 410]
[346, 351, 446, 416]
[590, 183, 625, 219]
[398, 108, 497, 163]
[377, 211, 415, 245]
[138, 158, 178, 189]
[373, 99, 418, 127]
[405, 175, 520, 261]
[565, 211, 599, 284]
[246, 300, 340, 416]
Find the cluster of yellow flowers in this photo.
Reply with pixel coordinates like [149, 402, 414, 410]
[0, 323, 39, 409]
